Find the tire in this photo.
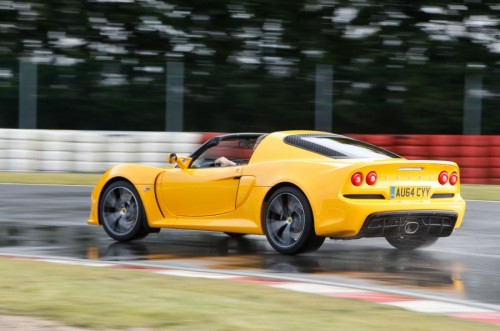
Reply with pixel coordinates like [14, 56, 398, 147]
[263, 187, 325, 255]
[99, 180, 148, 242]
[385, 236, 439, 250]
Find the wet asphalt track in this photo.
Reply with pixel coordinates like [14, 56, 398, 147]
[0, 183, 499, 308]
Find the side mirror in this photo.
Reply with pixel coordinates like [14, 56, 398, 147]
[167, 153, 178, 164]
[167, 153, 191, 169]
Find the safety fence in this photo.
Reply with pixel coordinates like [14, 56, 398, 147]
[0, 129, 498, 184]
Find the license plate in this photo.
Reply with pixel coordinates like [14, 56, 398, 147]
[390, 186, 431, 200]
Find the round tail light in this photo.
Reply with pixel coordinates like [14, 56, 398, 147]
[366, 171, 377, 186]
[449, 172, 458, 186]
[438, 171, 449, 185]
[351, 172, 363, 186]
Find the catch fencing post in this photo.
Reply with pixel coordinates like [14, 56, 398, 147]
[166, 61, 184, 132]
[463, 75, 482, 135]
[18, 59, 37, 129]
[315, 65, 333, 132]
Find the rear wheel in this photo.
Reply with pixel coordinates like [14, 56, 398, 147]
[99, 180, 148, 242]
[263, 187, 325, 255]
[385, 236, 439, 250]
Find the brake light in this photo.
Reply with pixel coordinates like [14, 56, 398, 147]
[366, 171, 377, 186]
[449, 172, 458, 186]
[438, 171, 449, 185]
[351, 172, 363, 186]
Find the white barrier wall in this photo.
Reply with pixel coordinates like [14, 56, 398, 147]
[0, 129, 203, 173]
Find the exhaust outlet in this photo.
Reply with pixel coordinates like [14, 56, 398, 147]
[404, 221, 419, 234]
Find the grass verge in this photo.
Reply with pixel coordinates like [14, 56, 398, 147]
[0, 259, 495, 331]
[461, 184, 500, 201]
[0, 172, 498, 201]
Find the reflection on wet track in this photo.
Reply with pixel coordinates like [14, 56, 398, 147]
[0, 184, 499, 307]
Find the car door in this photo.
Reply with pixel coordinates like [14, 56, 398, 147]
[157, 166, 242, 217]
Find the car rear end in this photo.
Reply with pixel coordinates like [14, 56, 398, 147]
[315, 159, 466, 239]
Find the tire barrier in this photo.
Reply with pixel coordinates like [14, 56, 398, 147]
[348, 134, 498, 184]
[1, 129, 498, 184]
[0, 129, 202, 173]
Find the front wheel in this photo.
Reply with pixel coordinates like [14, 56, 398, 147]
[263, 187, 325, 255]
[385, 236, 439, 250]
[99, 180, 148, 242]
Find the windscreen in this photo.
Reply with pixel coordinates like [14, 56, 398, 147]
[190, 137, 257, 167]
[285, 135, 400, 159]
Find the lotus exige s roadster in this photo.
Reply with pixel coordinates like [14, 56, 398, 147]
[88, 130, 466, 255]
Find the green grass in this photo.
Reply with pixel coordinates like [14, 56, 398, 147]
[0, 172, 498, 201]
[461, 184, 500, 201]
[0, 259, 495, 331]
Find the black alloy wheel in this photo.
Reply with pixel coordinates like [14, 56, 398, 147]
[99, 180, 148, 242]
[263, 186, 325, 255]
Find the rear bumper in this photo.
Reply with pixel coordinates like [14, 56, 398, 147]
[314, 197, 466, 237]
[354, 211, 458, 239]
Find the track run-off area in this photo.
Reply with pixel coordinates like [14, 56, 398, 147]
[1, 183, 499, 326]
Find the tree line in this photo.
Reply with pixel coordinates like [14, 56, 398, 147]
[1, 1, 499, 133]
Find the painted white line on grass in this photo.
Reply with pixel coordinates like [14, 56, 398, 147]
[154, 269, 241, 279]
[270, 283, 366, 295]
[40, 258, 114, 268]
[384, 300, 494, 314]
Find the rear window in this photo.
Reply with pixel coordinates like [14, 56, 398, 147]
[284, 134, 400, 159]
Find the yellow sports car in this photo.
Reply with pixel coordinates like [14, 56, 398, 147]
[88, 130, 466, 255]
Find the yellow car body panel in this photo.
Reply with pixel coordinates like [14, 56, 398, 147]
[88, 130, 466, 248]
[156, 166, 242, 217]
[87, 164, 166, 227]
